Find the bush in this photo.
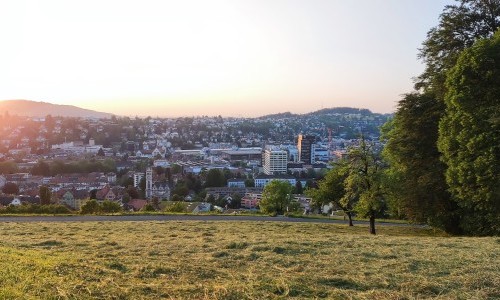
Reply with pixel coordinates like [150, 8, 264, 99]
[101, 200, 122, 213]
[0, 204, 72, 215]
[164, 202, 186, 213]
[141, 203, 156, 212]
[80, 200, 100, 214]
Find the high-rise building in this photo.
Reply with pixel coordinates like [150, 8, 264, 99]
[133, 172, 144, 188]
[297, 134, 316, 165]
[263, 147, 288, 175]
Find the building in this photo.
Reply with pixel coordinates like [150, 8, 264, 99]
[227, 179, 246, 188]
[133, 172, 144, 188]
[254, 175, 296, 188]
[297, 134, 316, 165]
[220, 148, 262, 161]
[241, 192, 262, 209]
[262, 147, 288, 175]
[145, 168, 153, 199]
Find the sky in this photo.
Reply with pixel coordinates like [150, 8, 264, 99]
[0, 0, 454, 117]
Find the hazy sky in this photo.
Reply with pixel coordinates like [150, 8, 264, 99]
[0, 0, 454, 117]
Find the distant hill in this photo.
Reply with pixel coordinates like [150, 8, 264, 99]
[259, 107, 379, 119]
[257, 111, 298, 119]
[305, 107, 373, 116]
[0, 100, 114, 119]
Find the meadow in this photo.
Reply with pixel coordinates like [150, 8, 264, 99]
[0, 221, 498, 299]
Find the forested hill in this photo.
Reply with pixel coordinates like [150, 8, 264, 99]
[259, 107, 387, 119]
[0, 100, 113, 119]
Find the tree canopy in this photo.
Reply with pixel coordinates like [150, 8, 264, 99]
[260, 180, 293, 215]
[438, 31, 500, 235]
[383, 0, 500, 235]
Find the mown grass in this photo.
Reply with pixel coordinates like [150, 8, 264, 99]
[0, 221, 498, 299]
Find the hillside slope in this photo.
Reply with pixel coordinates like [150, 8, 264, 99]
[0, 100, 113, 118]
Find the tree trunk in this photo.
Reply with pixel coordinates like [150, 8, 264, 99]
[347, 212, 354, 226]
[369, 215, 376, 235]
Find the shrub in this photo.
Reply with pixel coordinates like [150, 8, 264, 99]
[141, 203, 156, 212]
[164, 202, 186, 213]
[0, 204, 72, 215]
[101, 200, 122, 213]
[80, 200, 100, 214]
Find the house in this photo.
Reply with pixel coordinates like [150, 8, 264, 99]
[96, 185, 124, 202]
[151, 182, 170, 200]
[192, 202, 211, 213]
[125, 199, 148, 211]
[241, 193, 262, 209]
[10, 198, 22, 206]
[59, 189, 88, 210]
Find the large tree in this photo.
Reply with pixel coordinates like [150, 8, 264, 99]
[204, 169, 226, 187]
[345, 139, 385, 235]
[383, 0, 500, 234]
[307, 161, 355, 226]
[260, 180, 293, 215]
[381, 94, 460, 232]
[438, 31, 500, 235]
[418, 0, 500, 94]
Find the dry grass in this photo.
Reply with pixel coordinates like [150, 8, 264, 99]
[0, 221, 498, 299]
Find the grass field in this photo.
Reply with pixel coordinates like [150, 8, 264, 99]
[0, 221, 498, 299]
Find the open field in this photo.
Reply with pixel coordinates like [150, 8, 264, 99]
[0, 221, 498, 299]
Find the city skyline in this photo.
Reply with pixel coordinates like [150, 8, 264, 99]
[0, 0, 453, 117]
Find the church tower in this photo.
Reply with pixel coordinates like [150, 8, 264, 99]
[145, 167, 153, 199]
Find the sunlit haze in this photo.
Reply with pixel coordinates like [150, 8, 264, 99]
[0, 0, 453, 117]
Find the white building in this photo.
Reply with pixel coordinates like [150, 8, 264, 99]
[227, 179, 246, 188]
[254, 175, 296, 188]
[133, 173, 144, 188]
[263, 147, 288, 175]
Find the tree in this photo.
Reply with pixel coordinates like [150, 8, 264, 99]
[381, 94, 460, 232]
[31, 160, 51, 176]
[260, 180, 293, 215]
[307, 161, 355, 226]
[172, 183, 189, 197]
[97, 147, 105, 157]
[171, 164, 182, 174]
[229, 193, 242, 209]
[438, 31, 500, 235]
[126, 186, 140, 199]
[2, 182, 19, 195]
[101, 200, 122, 213]
[417, 0, 500, 94]
[383, 0, 500, 234]
[39, 186, 51, 205]
[151, 197, 160, 210]
[244, 179, 255, 187]
[294, 181, 303, 194]
[139, 177, 146, 192]
[89, 189, 98, 200]
[122, 193, 131, 204]
[0, 161, 18, 174]
[205, 169, 226, 187]
[345, 138, 385, 234]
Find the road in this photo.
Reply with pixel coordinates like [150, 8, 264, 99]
[0, 214, 415, 227]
